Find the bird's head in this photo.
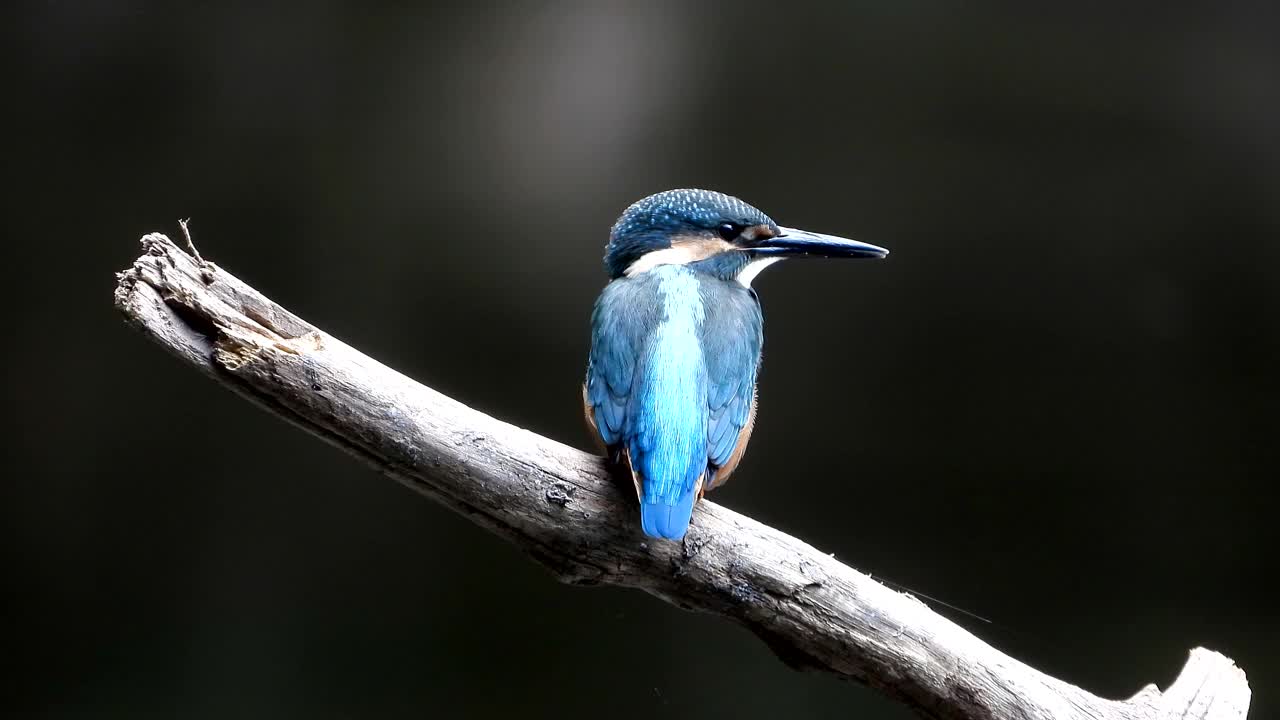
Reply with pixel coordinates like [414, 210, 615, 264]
[603, 188, 887, 283]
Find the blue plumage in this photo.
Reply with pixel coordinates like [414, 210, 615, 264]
[632, 267, 710, 538]
[587, 261, 762, 540]
[584, 188, 887, 540]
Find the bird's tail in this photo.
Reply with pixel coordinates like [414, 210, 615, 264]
[639, 481, 699, 540]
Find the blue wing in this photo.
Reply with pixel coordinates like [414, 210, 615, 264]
[585, 278, 659, 452]
[702, 285, 763, 488]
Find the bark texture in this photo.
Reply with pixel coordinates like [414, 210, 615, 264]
[114, 232, 1251, 720]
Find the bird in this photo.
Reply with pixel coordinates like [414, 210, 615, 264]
[583, 189, 888, 540]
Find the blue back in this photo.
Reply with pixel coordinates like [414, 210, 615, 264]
[586, 265, 763, 539]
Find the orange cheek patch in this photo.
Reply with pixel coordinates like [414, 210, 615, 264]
[741, 224, 778, 243]
[669, 235, 734, 262]
[625, 234, 735, 276]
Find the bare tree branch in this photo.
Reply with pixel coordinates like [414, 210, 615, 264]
[114, 232, 1251, 720]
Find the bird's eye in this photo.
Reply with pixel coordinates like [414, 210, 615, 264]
[717, 222, 743, 241]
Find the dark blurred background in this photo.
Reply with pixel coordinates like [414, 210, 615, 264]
[6, 1, 1277, 718]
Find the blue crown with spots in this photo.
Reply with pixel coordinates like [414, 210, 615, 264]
[603, 189, 777, 278]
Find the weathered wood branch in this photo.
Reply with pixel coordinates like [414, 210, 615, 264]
[114, 232, 1250, 720]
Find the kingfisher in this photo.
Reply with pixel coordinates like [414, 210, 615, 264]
[583, 189, 888, 540]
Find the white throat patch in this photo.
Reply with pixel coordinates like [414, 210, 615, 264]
[736, 257, 783, 287]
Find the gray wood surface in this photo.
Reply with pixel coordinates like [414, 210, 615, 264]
[114, 232, 1251, 720]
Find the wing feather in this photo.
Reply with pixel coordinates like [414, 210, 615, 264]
[702, 284, 763, 484]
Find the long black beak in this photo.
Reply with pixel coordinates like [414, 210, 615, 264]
[753, 226, 889, 259]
